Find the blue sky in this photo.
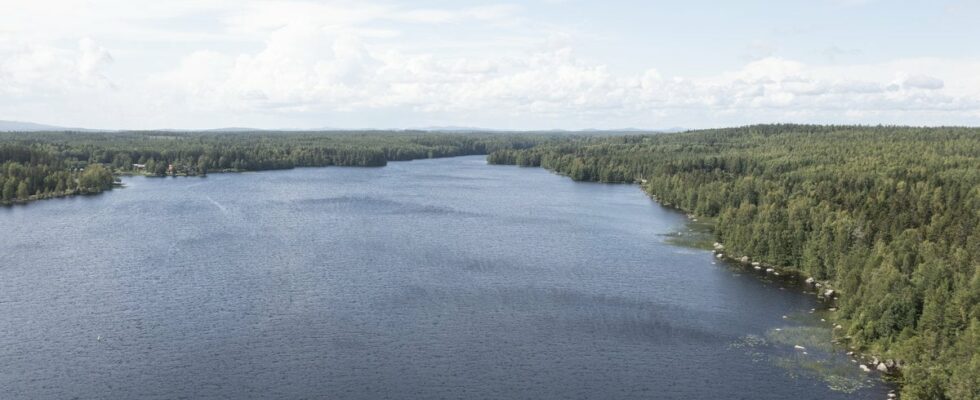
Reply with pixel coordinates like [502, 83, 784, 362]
[1, 0, 978, 129]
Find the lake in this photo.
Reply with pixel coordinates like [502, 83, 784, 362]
[0, 155, 891, 399]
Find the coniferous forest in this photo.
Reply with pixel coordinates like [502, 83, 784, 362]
[2, 126, 978, 398]
[488, 124, 979, 399]
[0, 130, 551, 204]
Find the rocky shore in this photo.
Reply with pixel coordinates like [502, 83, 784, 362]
[709, 239, 903, 398]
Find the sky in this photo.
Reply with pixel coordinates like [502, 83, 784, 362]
[1, 0, 979, 130]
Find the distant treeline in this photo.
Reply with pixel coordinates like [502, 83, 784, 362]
[489, 124, 979, 400]
[0, 130, 554, 204]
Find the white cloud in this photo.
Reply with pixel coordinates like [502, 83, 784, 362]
[902, 74, 945, 90]
[0, 37, 115, 97]
[394, 5, 520, 24]
[78, 38, 115, 87]
[1, 0, 979, 128]
[156, 27, 980, 123]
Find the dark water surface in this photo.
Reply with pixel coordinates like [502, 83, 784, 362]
[0, 156, 890, 399]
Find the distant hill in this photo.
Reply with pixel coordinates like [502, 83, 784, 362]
[0, 120, 80, 132]
[0, 119, 686, 134]
[415, 126, 686, 134]
[202, 127, 266, 132]
[414, 126, 495, 132]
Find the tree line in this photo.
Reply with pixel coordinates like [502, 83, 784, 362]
[3, 126, 976, 398]
[0, 130, 553, 204]
[488, 124, 979, 400]
[0, 144, 115, 203]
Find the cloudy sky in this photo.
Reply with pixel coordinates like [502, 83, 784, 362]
[1, 0, 979, 130]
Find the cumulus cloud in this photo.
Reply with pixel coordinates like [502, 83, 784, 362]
[78, 38, 115, 87]
[902, 74, 945, 90]
[0, 37, 115, 97]
[158, 31, 980, 124]
[2, 0, 980, 128]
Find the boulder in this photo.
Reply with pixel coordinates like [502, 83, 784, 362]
[859, 365, 871, 372]
[876, 363, 889, 373]
[805, 277, 815, 284]
[754, 266, 762, 270]
[740, 256, 750, 263]
[766, 268, 775, 273]
[716, 253, 724, 259]
[751, 261, 761, 267]
[823, 289, 836, 298]
[794, 345, 806, 351]
[885, 359, 896, 369]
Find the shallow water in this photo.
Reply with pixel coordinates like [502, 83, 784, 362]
[0, 156, 890, 399]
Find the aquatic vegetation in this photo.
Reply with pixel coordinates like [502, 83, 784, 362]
[732, 326, 874, 394]
[767, 326, 834, 353]
[663, 217, 715, 249]
[491, 125, 980, 398]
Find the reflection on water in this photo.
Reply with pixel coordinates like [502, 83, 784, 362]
[0, 156, 891, 399]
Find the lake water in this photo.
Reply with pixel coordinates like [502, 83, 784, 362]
[0, 156, 891, 399]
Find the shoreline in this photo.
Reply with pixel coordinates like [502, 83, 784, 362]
[0, 153, 491, 207]
[0, 154, 906, 398]
[654, 191, 904, 398]
[508, 159, 904, 397]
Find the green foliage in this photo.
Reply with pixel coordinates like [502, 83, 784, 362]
[78, 164, 114, 192]
[3, 125, 976, 397]
[1, 130, 556, 204]
[489, 124, 980, 399]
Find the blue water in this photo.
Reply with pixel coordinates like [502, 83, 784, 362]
[0, 156, 890, 399]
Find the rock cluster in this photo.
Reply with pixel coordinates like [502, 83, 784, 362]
[856, 356, 901, 376]
[708, 239, 905, 388]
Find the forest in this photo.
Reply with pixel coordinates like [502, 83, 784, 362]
[0, 130, 553, 204]
[2, 126, 977, 398]
[488, 124, 979, 399]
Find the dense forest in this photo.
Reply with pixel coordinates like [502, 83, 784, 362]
[3, 126, 977, 398]
[0, 130, 553, 204]
[488, 124, 979, 399]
